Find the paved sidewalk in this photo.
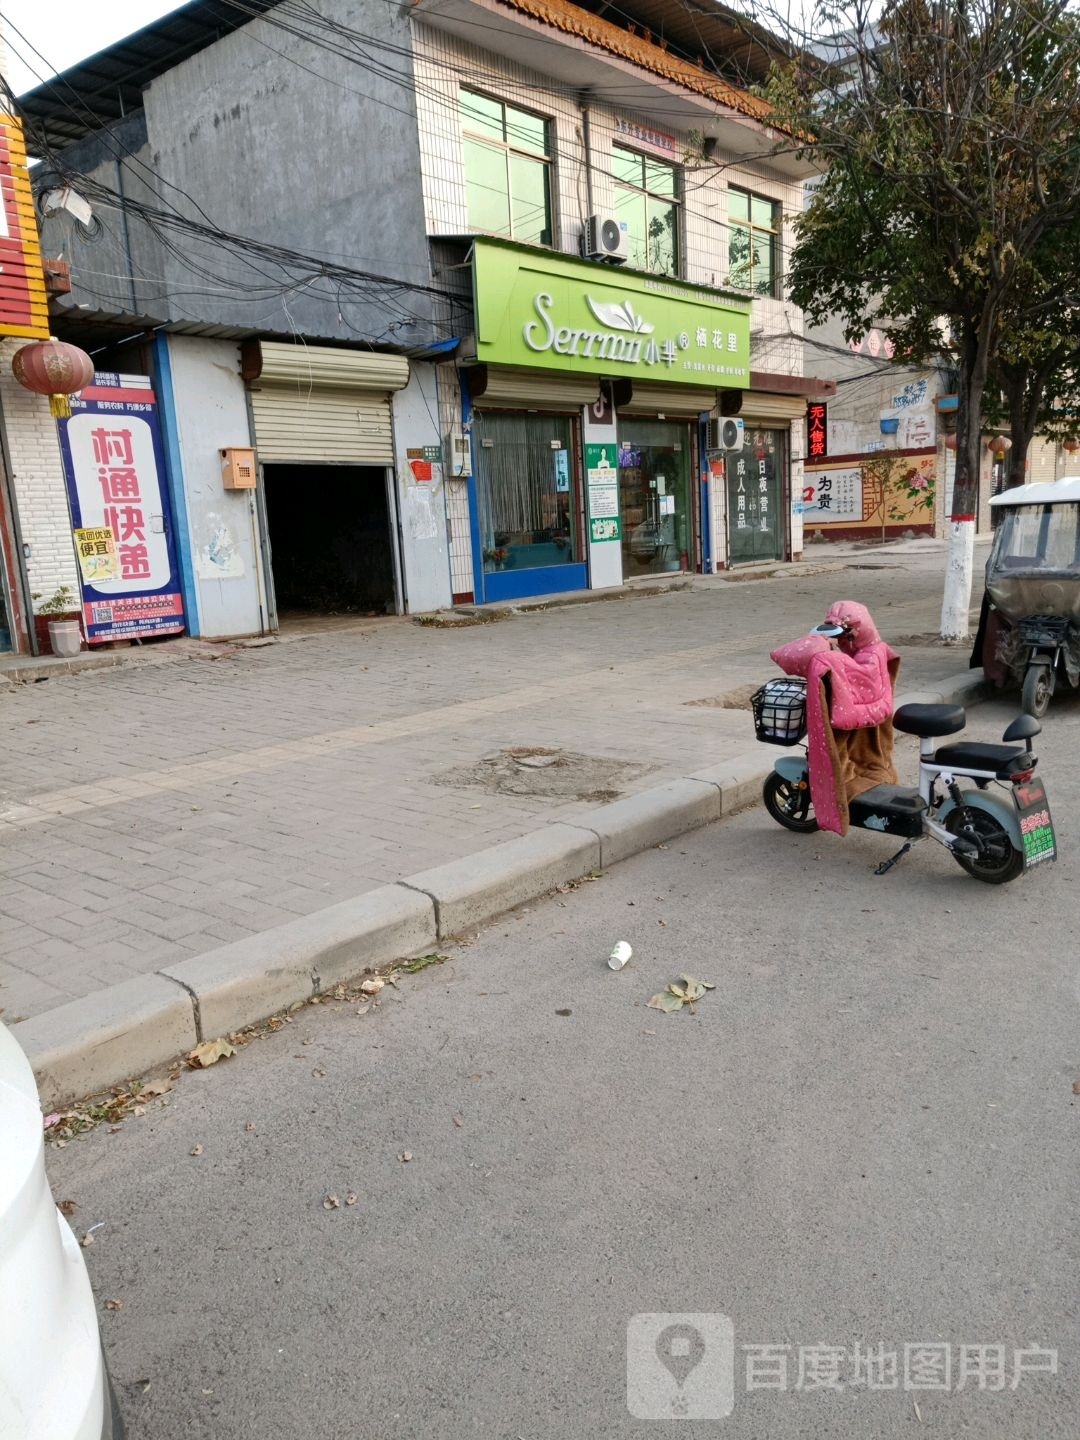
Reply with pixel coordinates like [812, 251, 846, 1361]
[1, 546, 984, 1022]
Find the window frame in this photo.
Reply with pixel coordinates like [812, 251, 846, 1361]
[611, 143, 682, 278]
[727, 185, 782, 299]
[459, 87, 554, 248]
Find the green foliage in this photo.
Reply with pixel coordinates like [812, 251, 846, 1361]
[760, 0, 1080, 509]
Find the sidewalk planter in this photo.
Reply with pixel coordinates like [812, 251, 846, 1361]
[47, 618, 83, 658]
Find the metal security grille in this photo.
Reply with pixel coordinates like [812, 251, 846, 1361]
[246, 342, 410, 466]
[249, 384, 394, 464]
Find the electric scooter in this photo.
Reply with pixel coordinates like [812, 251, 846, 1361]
[754, 631, 1056, 884]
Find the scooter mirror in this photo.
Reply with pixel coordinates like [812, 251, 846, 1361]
[811, 621, 847, 638]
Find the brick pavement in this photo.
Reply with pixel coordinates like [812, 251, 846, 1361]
[0, 549, 985, 1020]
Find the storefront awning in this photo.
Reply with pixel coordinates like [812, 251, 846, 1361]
[465, 365, 602, 409]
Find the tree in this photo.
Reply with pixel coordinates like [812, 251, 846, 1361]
[753, 0, 1080, 638]
[984, 218, 1080, 483]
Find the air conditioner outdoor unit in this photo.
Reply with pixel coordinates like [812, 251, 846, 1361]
[707, 416, 744, 452]
[584, 213, 629, 264]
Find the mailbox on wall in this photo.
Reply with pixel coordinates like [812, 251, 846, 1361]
[220, 447, 257, 489]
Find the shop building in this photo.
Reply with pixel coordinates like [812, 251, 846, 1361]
[25, 0, 459, 635]
[412, 0, 834, 601]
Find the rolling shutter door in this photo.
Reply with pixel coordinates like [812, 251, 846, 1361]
[246, 342, 410, 465]
[250, 385, 396, 464]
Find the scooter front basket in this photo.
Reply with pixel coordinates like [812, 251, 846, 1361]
[751, 677, 808, 746]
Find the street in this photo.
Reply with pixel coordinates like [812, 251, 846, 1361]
[1, 545, 981, 1024]
[46, 695, 1079, 1439]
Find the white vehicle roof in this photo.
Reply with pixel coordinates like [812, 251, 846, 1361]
[990, 476, 1080, 506]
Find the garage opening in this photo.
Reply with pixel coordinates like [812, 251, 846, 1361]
[263, 464, 397, 617]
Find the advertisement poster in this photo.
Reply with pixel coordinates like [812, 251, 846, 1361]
[585, 443, 620, 541]
[58, 373, 186, 643]
[73, 527, 119, 584]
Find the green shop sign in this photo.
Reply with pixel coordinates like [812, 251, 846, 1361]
[472, 240, 751, 388]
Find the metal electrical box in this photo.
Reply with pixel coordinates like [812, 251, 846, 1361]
[220, 447, 257, 489]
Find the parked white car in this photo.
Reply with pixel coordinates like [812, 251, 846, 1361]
[0, 1021, 122, 1439]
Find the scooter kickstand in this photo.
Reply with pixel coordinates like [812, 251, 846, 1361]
[874, 842, 913, 876]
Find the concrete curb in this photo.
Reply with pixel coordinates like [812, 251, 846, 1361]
[13, 667, 989, 1107]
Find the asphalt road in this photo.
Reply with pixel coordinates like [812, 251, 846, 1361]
[47, 693, 1079, 1440]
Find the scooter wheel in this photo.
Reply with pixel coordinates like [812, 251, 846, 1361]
[763, 772, 818, 833]
[1021, 665, 1052, 719]
[945, 807, 1024, 884]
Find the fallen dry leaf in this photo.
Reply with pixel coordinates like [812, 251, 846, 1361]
[311, 1067, 326, 1078]
[80, 1233, 94, 1248]
[555, 1008, 573, 1017]
[58, 1199, 77, 1217]
[323, 1194, 341, 1210]
[105, 1299, 123, 1312]
[244, 1121, 256, 1132]
[355, 1002, 372, 1016]
[190, 1144, 204, 1157]
[359, 978, 385, 996]
[400, 1151, 413, 1163]
[346, 1192, 358, 1206]
[452, 1114, 464, 1128]
[187, 1038, 236, 1069]
[139, 1077, 172, 1098]
[646, 976, 717, 1013]
[466, 1073, 482, 1082]
[1073, 1080, 1080, 1095]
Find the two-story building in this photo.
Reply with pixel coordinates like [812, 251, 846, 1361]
[20, 0, 833, 633]
[411, 0, 834, 601]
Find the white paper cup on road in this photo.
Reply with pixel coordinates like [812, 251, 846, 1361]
[608, 941, 633, 971]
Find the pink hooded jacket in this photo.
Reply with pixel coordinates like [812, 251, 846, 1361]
[770, 601, 899, 835]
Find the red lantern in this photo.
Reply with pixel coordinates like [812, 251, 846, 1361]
[943, 433, 958, 450]
[986, 435, 1012, 455]
[1063, 437, 1080, 455]
[11, 337, 94, 418]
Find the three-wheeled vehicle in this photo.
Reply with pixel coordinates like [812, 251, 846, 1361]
[973, 477, 1080, 717]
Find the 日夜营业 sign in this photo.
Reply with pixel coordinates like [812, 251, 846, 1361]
[472, 240, 750, 387]
[0, 116, 49, 339]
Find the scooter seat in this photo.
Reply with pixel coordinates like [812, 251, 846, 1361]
[893, 703, 966, 738]
[933, 741, 1025, 773]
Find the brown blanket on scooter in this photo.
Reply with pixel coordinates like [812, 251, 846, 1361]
[809, 673, 900, 835]
[771, 601, 900, 836]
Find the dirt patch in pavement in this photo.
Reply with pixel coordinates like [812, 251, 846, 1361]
[886, 633, 972, 648]
[435, 746, 650, 802]
[684, 683, 760, 711]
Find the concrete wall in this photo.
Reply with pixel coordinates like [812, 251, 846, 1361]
[40, 1, 435, 346]
[167, 337, 267, 638]
[38, 112, 173, 322]
[391, 366, 452, 613]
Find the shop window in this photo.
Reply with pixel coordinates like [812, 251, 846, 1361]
[460, 90, 553, 247]
[728, 186, 781, 297]
[474, 412, 577, 574]
[612, 146, 680, 276]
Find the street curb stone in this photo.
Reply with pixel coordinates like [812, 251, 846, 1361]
[403, 823, 601, 940]
[13, 667, 989, 1106]
[581, 779, 723, 868]
[159, 884, 437, 1040]
[15, 973, 197, 1109]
